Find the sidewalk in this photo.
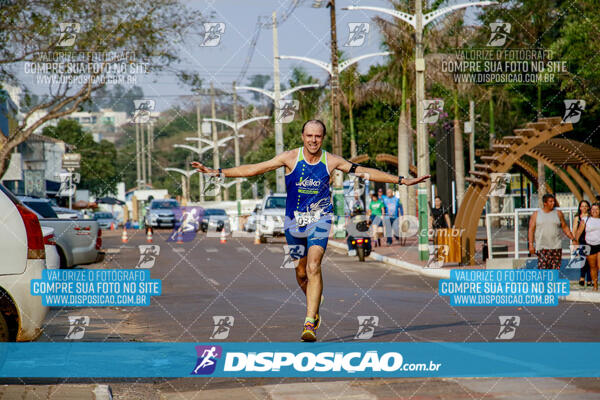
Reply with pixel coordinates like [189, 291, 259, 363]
[0, 384, 112, 399]
[329, 237, 600, 303]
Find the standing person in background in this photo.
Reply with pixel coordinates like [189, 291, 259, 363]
[430, 196, 451, 231]
[574, 200, 592, 287]
[382, 188, 402, 246]
[528, 194, 575, 270]
[368, 193, 384, 247]
[575, 203, 600, 290]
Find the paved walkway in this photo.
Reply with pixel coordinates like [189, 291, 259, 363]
[0, 384, 112, 400]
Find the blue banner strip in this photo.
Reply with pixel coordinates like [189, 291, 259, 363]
[0, 342, 598, 378]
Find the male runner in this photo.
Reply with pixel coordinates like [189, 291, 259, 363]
[192, 119, 429, 342]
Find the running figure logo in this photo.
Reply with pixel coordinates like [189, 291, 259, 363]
[210, 316, 234, 340]
[58, 22, 80, 47]
[562, 100, 585, 124]
[566, 244, 591, 269]
[132, 99, 155, 124]
[204, 172, 225, 197]
[355, 316, 379, 339]
[426, 245, 448, 269]
[65, 316, 90, 340]
[489, 173, 511, 197]
[487, 22, 511, 47]
[200, 23, 225, 47]
[282, 244, 305, 268]
[137, 245, 160, 269]
[420, 100, 444, 124]
[276, 100, 299, 123]
[191, 345, 222, 375]
[496, 316, 520, 340]
[344, 23, 370, 47]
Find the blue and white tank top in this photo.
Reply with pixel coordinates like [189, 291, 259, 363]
[284, 147, 333, 230]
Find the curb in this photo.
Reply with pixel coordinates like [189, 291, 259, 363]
[328, 241, 600, 303]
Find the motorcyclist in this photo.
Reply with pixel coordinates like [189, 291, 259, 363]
[347, 201, 370, 256]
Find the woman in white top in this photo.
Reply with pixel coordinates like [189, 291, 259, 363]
[575, 203, 600, 290]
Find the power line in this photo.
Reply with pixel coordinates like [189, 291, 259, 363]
[236, 0, 304, 83]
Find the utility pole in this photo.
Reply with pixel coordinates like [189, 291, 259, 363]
[329, 0, 345, 238]
[453, 92, 465, 206]
[210, 82, 221, 201]
[233, 81, 242, 228]
[272, 12, 285, 193]
[135, 122, 141, 188]
[414, 0, 429, 260]
[141, 123, 146, 187]
[196, 99, 205, 202]
[469, 100, 475, 173]
[148, 120, 153, 186]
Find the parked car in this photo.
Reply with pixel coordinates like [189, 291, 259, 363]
[145, 199, 181, 229]
[42, 226, 59, 270]
[18, 197, 102, 269]
[93, 211, 118, 230]
[0, 184, 49, 341]
[258, 193, 286, 243]
[200, 208, 230, 232]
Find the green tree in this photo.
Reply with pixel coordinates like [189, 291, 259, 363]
[43, 119, 118, 196]
[0, 0, 203, 175]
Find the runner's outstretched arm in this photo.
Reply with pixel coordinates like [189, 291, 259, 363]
[328, 154, 430, 185]
[191, 151, 291, 177]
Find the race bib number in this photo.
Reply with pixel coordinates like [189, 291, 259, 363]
[294, 210, 321, 227]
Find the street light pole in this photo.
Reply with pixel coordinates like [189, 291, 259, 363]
[344, 0, 497, 260]
[210, 82, 221, 201]
[272, 12, 285, 193]
[196, 98, 205, 202]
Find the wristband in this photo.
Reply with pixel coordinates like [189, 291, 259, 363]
[349, 163, 359, 174]
[398, 176, 405, 185]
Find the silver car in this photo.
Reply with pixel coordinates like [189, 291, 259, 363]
[145, 199, 180, 229]
[258, 194, 286, 243]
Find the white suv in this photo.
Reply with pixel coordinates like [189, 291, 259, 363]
[258, 193, 287, 243]
[0, 184, 48, 341]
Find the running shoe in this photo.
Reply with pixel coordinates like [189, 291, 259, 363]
[301, 321, 317, 342]
[315, 313, 321, 329]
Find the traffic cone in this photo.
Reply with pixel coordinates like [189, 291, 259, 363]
[254, 228, 260, 245]
[220, 229, 227, 244]
[121, 228, 128, 244]
[146, 227, 153, 243]
[176, 230, 183, 244]
[110, 222, 115, 231]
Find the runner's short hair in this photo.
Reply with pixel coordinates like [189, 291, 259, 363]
[302, 119, 326, 136]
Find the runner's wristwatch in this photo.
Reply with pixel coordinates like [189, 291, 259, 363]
[397, 176, 405, 185]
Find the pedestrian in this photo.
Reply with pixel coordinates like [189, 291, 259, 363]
[430, 196, 451, 231]
[192, 119, 430, 341]
[528, 194, 575, 270]
[382, 188, 402, 246]
[368, 193, 385, 247]
[574, 203, 600, 290]
[573, 200, 592, 287]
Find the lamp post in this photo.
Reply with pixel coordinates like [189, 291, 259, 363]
[278, 51, 391, 237]
[344, 0, 496, 260]
[164, 168, 198, 204]
[202, 115, 269, 226]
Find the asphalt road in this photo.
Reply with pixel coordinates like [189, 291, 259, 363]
[34, 229, 600, 399]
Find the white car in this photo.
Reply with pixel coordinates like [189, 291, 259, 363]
[0, 184, 49, 341]
[42, 226, 59, 270]
[258, 193, 287, 243]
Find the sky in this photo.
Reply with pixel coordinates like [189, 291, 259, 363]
[18, 0, 488, 112]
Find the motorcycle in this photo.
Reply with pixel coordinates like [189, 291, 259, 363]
[347, 211, 372, 262]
